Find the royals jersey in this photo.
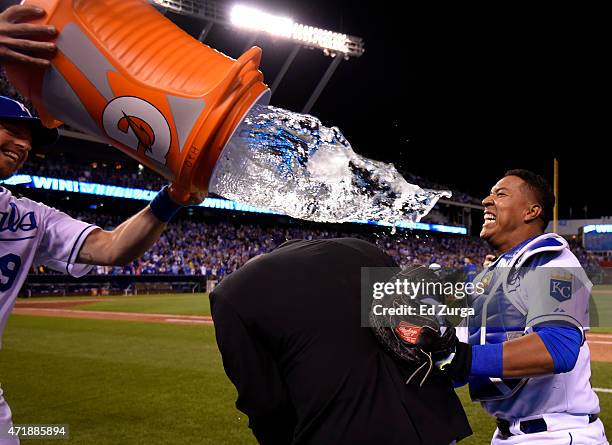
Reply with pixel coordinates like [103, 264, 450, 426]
[0, 186, 98, 345]
[466, 233, 600, 419]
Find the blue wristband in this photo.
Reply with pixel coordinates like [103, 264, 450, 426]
[149, 186, 183, 222]
[471, 343, 503, 377]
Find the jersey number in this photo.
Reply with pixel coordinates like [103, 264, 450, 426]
[0, 254, 22, 292]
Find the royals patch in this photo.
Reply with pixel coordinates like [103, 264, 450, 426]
[550, 275, 572, 302]
[477, 271, 494, 291]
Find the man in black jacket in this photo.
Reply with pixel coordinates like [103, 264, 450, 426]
[211, 238, 472, 445]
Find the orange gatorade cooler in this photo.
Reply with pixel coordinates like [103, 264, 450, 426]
[5, 0, 270, 202]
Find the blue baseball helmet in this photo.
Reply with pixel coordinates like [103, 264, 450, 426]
[0, 96, 59, 146]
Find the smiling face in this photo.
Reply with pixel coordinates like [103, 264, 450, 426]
[0, 120, 33, 180]
[480, 175, 544, 253]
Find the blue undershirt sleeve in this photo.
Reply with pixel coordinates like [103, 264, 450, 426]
[534, 326, 582, 374]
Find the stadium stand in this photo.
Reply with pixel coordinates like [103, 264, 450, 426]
[21, 209, 603, 295]
[21, 152, 167, 191]
[27, 213, 491, 279]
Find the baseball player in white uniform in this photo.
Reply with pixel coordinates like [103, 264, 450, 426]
[0, 93, 201, 444]
[0, 7, 205, 443]
[0, 11, 206, 434]
[435, 170, 608, 444]
[0, 93, 202, 444]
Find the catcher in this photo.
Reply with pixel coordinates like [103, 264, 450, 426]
[375, 171, 608, 445]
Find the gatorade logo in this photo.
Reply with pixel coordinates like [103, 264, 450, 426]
[118, 113, 155, 154]
[102, 97, 171, 165]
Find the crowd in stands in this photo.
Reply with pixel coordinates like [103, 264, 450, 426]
[28, 212, 603, 282]
[568, 238, 604, 279]
[29, 213, 492, 280]
[21, 153, 167, 191]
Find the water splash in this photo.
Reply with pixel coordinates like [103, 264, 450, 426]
[209, 104, 451, 225]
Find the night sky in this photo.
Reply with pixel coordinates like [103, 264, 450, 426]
[174, 2, 610, 219]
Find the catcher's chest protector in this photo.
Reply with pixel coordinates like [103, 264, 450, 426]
[467, 234, 569, 402]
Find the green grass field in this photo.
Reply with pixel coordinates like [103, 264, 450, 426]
[1, 289, 611, 444]
[79, 293, 212, 316]
[592, 284, 612, 332]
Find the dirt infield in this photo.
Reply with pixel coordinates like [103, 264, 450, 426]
[12, 299, 612, 362]
[15, 298, 107, 309]
[13, 299, 213, 325]
[586, 334, 612, 363]
[12, 307, 214, 325]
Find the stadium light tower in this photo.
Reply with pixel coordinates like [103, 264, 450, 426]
[150, 0, 364, 113]
[228, 4, 364, 112]
[230, 5, 293, 38]
[230, 5, 356, 57]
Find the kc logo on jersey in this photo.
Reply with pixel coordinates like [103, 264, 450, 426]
[102, 96, 172, 166]
[550, 274, 572, 302]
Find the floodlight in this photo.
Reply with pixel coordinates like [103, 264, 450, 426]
[230, 5, 293, 38]
[230, 4, 354, 55]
